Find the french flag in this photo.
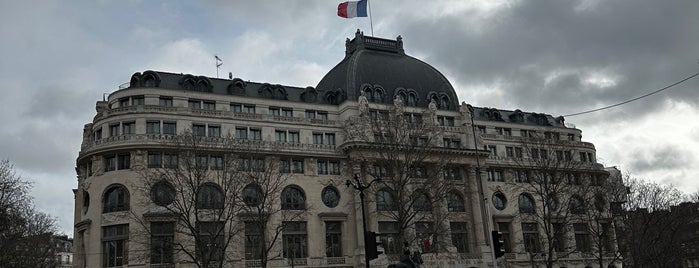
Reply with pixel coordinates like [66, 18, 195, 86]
[337, 0, 368, 18]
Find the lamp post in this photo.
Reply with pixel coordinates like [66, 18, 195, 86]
[346, 173, 381, 268]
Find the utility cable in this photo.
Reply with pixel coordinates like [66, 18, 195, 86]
[563, 71, 699, 117]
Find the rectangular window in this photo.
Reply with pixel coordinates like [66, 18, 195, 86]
[292, 159, 304, 174]
[244, 105, 256, 114]
[275, 130, 287, 142]
[531, 148, 539, 159]
[103, 224, 129, 267]
[497, 222, 512, 252]
[325, 133, 336, 145]
[477, 125, 486, 133]
[325, 221, 342, 257]
[279, 159, 291, 173]
[105, 155, 116, 172]
[553, 223, 566, 252]
[378, 222, 400, 254]
[313, 133, 323, 144]
[208, 125, 221, 138]
[317, 160, 328, 175]
[565, 151, 572, 161]
[147, 152, 162, 168]
[193, 124, 206, 136]
[328, 161, 340, 175]
[487, 145, 497, 156]
[231, 104, 242, 113]
[235, 127, 248, 140]
[540, 149, 548, 159]
[305, 110, 316, 119]
[282, 221, 308, 259]
[506, 147, 514, 157]
[444, 166, 461, 180]
[245, 222, 263, 260]
[150, 222, 174, 265]
[556, 150, 564, 161]
[288, 131, 300, 143]
[132, 96, 144, 106]
[269, 107, 281, 116]
[196, 155, 208, 170]
[579, 152, 587, 162]
[250, 129, 262, 140]
[574, 223, 591, 252]
[117, 154, 130, 170]
[568, 133, 575, 141]
[503, 128, 512, 136]
[282, 108, 293, 117]
[210, 155, 223, 170]
[159, 97, 173, 107]
[146, 121, 160, 134]
[109, 124, 120, 137]
[514, 170, 529, 183]
[197, 222, 224, 261]
[451, 222, 469, 253]
[203, 101, 215, 110]
[410, 165, 428, 178]
[163, 122, 176, 135]
[119, 98, 130, 107]
[495, 128, 503, 135]
[588, 152, 594, 162]
[163, 153, 178, 169]
[95, 128, 102, 140]
[446, 117, 455, 126]
[522, 223, 540, 253]
[438, 116, 445, 126]
[188, 100, 201, 109]
[487, 169, 504, 182]
[317, 111, 328, 120]
[520, 129, 528, 137]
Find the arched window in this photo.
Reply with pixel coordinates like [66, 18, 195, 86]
[243, 184, 263, 207]
[197, 183, 223, 209]
[103, 184, 129, 213]
[376, 188, 395, 211]
[407, 92, 418, 106]
[492, 192, 507, 211]
[373, 88, 384, 102]
[281, 186, 306, 210]
[594, 194, 607, 212]
[570, 195, 585, 214]
[321, 186, 340, 208]
[447, 190, 466, 212]
[82, 190, 90, 214]
[413, 190, 432, 211]
[441, 96, 450, 110]
[519, 194, 536, 213]
[150, 181, 175, 206]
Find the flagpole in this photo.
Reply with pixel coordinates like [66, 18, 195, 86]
[367, 0, 374, 36]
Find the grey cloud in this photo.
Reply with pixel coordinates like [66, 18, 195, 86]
[629, 145, 695, 173]
[381, 0, 699, 117]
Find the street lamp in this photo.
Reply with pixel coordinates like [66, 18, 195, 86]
[346, 173, 381, 268]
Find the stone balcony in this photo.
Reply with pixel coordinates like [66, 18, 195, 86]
[94, 105, 338, 126]
[79, 134, 339, 159]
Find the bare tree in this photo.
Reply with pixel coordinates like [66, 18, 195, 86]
[237, 156, 300, 268]
[0, 159, 59, 268]
[343, 101, 463, 255]
[508, 137, 608, 268]
[135, 132, 245, 268]
[615, 176, 697, 268]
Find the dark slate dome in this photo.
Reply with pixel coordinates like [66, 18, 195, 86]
[316, 30, 459, 110]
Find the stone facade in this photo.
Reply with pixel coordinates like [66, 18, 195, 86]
[73, 33, 619, 268]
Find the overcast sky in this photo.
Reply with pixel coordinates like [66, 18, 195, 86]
[1, 0, 697, 236]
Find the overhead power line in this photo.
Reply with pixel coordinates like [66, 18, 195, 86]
[563, 71, 699, 117]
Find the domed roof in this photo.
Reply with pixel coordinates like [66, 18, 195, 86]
[316, 31, 459, 110]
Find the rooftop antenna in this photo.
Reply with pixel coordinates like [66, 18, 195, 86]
[229, 72, 233, 80]
[215, 55, 223, 78]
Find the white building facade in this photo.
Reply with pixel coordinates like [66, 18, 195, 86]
[74, 32, 620, 268]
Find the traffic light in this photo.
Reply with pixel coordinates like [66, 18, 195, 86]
[492, 230, 506, 258]
[365, 231, 383, 260]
